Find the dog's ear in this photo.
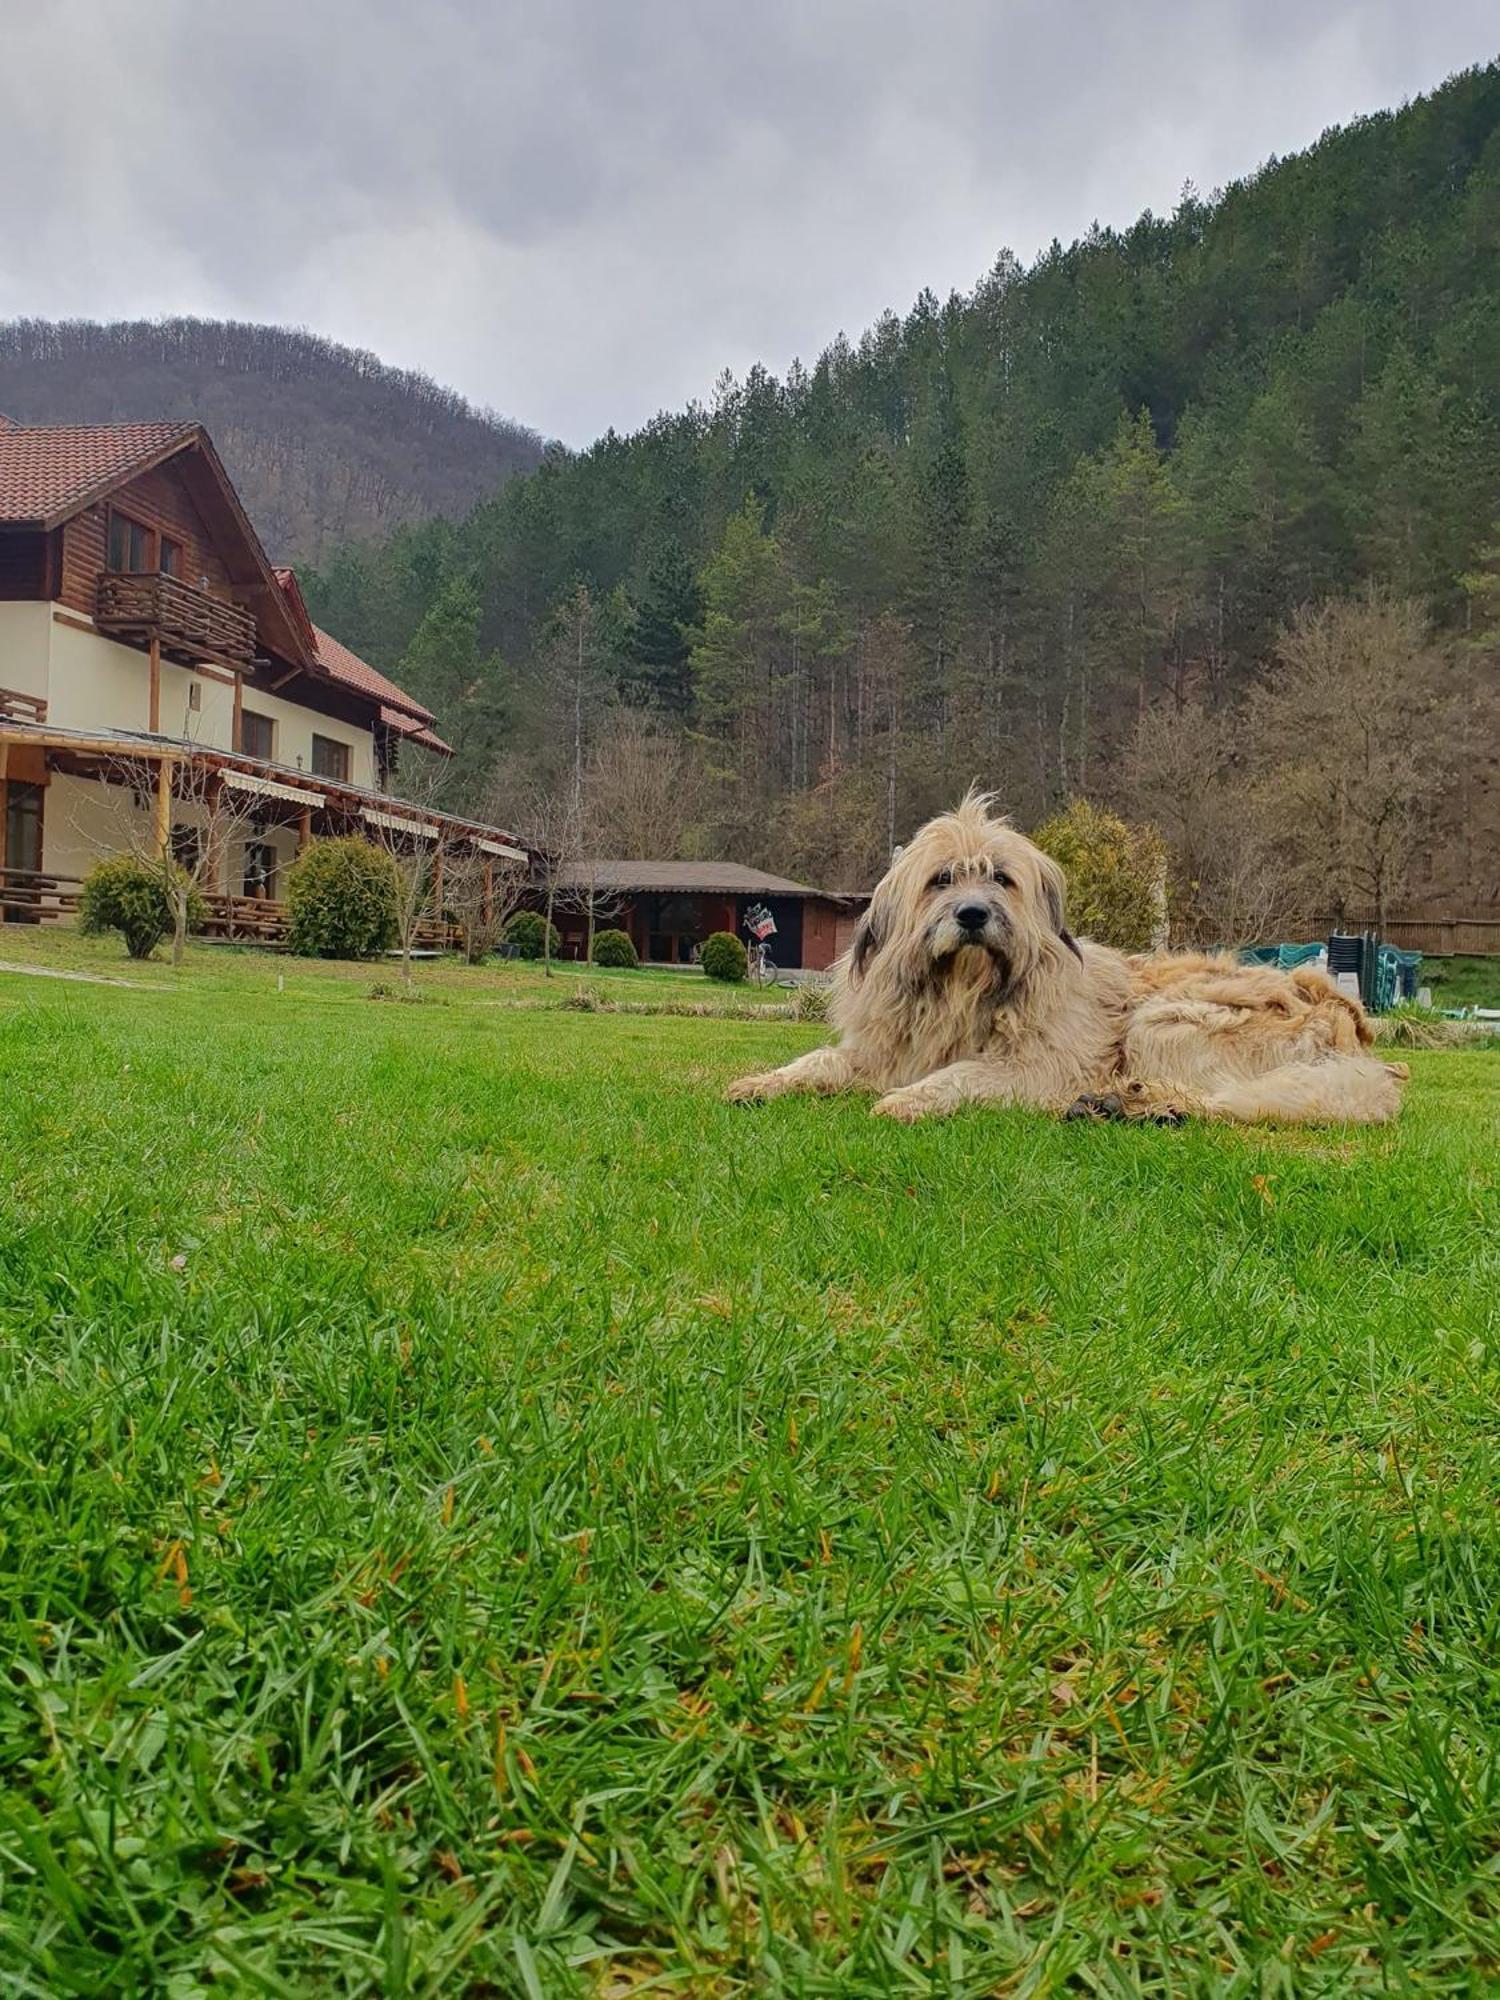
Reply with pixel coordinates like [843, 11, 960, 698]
[849, 910, 882, 981]
[1039, 856, 1084, 963]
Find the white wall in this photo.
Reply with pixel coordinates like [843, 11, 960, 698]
[43, 771, 153, 885]
[0, 602, 56, 703]
[232, 683, 374, 789]
[3, 604, 374, 788]
[43, 769, 303, 902]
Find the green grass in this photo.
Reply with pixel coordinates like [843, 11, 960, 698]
[1423, 957, 1500, 1012]
[1, 933, 1498, 1994]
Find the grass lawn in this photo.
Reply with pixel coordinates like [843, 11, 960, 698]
[2, 933, 1498, 1994]
[1423, 957, 1500, 1013]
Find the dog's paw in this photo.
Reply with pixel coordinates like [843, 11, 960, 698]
[872, 1088, 934, 1122]
[1064, 1093, 1125, 1122]
[725, 1073, 776, 1104]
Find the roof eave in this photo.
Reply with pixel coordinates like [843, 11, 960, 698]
[32, 423, 203, 533]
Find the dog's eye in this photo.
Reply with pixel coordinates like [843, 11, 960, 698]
[928, 868, 953, 891]
[994, 871, 1014, 890]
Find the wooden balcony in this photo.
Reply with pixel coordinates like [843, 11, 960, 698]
[0, 686, 48, 726]
[97, 571, 257, 671]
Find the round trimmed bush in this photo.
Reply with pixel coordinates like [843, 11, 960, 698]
[79, 855, 203, 960]
[1033, 799, 1167, 952]
[700, 930, 748, 982]
[286, 838, 399, 960]
[502, 911, 561, 960]
[591, 928, 638, 969]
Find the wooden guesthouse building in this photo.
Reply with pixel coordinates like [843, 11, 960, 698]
[0, 417, 526, 937]
[551, 861, 865, 972]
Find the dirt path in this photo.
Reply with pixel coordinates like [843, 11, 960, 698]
[0, 960, 167, 990]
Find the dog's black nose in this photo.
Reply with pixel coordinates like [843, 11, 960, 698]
[955, 901, 990, 932]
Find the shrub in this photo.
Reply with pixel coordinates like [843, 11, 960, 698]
[503, 910, 561, 960]
[286, 838, 399, 960]
[1033, 800, 1168, 952]
[701, 930, 748, 982]
[791, 979, 832, 1021]
[591, 928, 638, 969]
[79, 855, 203, 960]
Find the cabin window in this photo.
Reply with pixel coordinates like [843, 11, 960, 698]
[311, 734, 352, 783]
[240, 709, 275, 761]
[160, 536, 183, 578]
[107, 511, 154, 573]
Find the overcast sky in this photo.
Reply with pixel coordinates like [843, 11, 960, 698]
[1, 4, 1494, 444]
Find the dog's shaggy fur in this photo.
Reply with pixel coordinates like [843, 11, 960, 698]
[726, 793, 1406, 1126]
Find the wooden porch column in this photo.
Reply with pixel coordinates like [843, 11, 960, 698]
[203, 772, 227, 894]
[232, 672, 243, 753]
[431, 844, 444, 915]
[482, 859, 494, 927]
[0, 738, 9, 877]
[148, 635, 162, 735]
[298, 804, 312, 852]
[154, 755, 172, 855]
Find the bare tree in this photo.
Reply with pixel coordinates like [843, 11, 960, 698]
[509, 783, 586, 978]
[445, 846, 528, 963]
[71, 753, 266, 965]
[355, 764, 452, 987]
[1128, 697, 1293, 946]
[582, 711, 712, 860]
[1242, 591, 1459, 933]
[554, 838, 626, 965]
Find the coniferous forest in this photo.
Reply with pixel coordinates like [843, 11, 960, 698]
[305, 63, 1500, 925]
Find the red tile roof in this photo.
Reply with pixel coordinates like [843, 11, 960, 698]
[0, 421, 198, 526]
[379, 703, 454, 755]
[311, 621, 434, 725]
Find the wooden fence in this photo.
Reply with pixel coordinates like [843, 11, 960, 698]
[1295, 916, 1500, 957]
[0, 870, 457, 950]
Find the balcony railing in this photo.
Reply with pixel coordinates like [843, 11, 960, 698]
[0, 685, 48, 725]
[97, 571, 257, 670]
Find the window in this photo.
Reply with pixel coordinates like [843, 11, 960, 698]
[243, 842, 277, 900]
[311, 734, 351, 783]
[107, 511, 153, 573]
[160, 536, 183, 578]
[239, 710, 274, 761]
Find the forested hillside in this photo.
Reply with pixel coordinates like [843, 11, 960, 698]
[0, 320, 544, 565]
[307, 63, 1500, 921]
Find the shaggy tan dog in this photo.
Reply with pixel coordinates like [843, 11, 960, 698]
[726, 793, 1405, 1126]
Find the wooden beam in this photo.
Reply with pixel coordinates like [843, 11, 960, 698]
[232, 671, 243, 753]
[432, 846, 444, 916]
[298, 804, 312, 852]
[154, 756, 172, 855]
[203, 772, 227, 894]
[148, 634, 161, 734]
[0, 736, 9, 876]
[483, 859, 493, 927]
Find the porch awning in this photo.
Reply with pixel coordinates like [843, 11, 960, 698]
[362, 806, 439, 840]
[224, 771, 327, 807]
[473, 838, 528, 861]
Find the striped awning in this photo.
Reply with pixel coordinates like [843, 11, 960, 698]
[362, 806, 438, 840]
[224, 771, 326, 807]
[473, 838, 528, 861]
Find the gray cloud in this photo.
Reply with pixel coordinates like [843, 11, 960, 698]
[1, 1, 1494, 442]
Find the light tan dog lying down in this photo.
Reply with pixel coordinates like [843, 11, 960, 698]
[726, 794, 1405, 1126]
